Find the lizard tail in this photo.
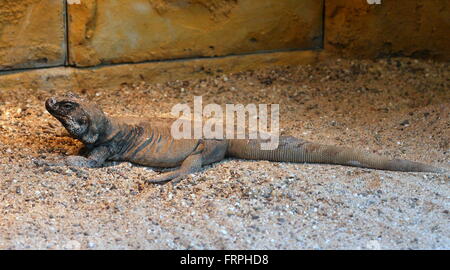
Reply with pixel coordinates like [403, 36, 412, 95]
[226, 136, 445, 173]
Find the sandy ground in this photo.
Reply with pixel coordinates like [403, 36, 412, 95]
[0, 57, 449, 250]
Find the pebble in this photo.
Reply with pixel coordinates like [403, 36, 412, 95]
[64, 240, 81, 250]
[366, 240, 381, 250]
[400, 120, 410, 126]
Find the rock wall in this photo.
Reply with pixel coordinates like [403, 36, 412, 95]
[0, 0, 66, 70]
[325, 0, 450, 60]
[0, 0, 449, 73]
[67, 0, 323, 66]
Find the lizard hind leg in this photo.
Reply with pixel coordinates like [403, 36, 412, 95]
[145, 153, 203, 185]
[145, 140, 226, 185]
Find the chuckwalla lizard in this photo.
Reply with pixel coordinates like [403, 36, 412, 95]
[44, 94, 446, 184]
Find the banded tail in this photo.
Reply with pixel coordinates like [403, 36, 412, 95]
[227, 136, 445, 173]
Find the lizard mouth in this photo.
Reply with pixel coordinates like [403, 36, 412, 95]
[45, 97, 69, 118]
[45, 97, 72, 126]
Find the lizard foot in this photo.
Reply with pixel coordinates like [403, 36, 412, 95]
[145, 171, 188, 185]
[146, 176, 185, 185]
[33, 156, 100, 168]
[33, 157, 65, 167]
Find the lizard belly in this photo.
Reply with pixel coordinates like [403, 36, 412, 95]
[121, 135, 199, 168]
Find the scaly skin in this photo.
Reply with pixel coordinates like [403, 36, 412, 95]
[44, 94, 445, 184]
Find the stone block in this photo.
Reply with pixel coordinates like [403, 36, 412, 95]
[325, 0, 450, 60]
[0, 0, 66, 70]
[68, 0, 323, 66]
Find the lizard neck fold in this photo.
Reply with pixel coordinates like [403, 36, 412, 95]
[81, 114, 113, 146]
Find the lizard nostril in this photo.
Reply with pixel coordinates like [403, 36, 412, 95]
[45, 97, 57, 110]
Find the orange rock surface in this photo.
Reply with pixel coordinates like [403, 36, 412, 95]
[325, 0, 450, 61]
[67, 0, 323, 66]
[0, 0, 66, 70]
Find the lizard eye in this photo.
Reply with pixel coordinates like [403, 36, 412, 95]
[62, 103, 74, 110]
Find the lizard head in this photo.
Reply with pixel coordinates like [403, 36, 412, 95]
[45, 93, 110, 145]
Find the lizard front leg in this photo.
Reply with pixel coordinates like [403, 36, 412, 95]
[36, 145, 111, 168]
[64, 145, 111, 168]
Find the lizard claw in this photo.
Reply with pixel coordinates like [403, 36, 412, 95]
[145, 176, 185, 187]
[145, 178, 171, 184]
